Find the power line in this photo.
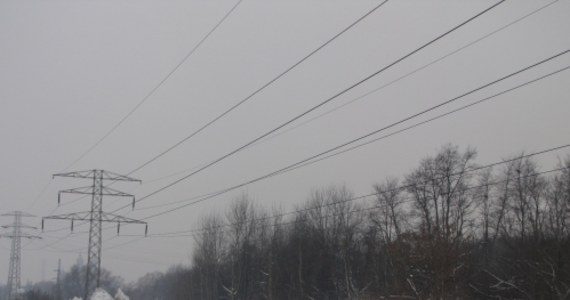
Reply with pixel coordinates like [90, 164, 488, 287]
[26, 232, 88, 252]
[125, 0, 391, 175]
[33, 0, 552, 251]
[33, 151, 570, 253]
[123, 0, 507, 210]
[248, 0, 561, 151]
[136, 0, 559, 186]
[30, 146, 570, 253]
[40, 1, 505, 244]
[33, 56, 569, 252]
[138, 127, 570, 214]
[25, 178, 53, 213]
[130, 166, 570, 239]
[281, 65, 570, 176]
[41, 1, 392, 239]
[132, 49, 570, 220]
[59, 0, 243, 172]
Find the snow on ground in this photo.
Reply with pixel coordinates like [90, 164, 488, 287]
[90, 288, 113, 300]
[115, 289, 130, 300]
[69, 288, 130, 300]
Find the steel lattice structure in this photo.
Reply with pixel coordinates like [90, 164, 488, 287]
[43, 170, 146, 299]
[54, 259, 62, 300]
[1, 211, 41, 300]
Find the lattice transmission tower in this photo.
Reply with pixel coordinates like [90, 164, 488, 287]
[54, 258, 62, 300]
[43, 170, 147, 299]
[1, 211, 41, 300]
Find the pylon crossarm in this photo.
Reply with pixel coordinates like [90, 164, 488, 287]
[0, 234, 40, 239]
[53, 170, 97, 179]
[44, 211, 92, 221]
[2, 223, 37, 230]
[43, 212, 146, 224]
[53, 169, 141, 182]
[100, 170, 141, 182]
[59, 186, 135, 197]
[1, 211, 35, 218]
[99, 212, 146, 225]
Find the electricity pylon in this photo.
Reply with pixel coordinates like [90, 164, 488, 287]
[1, 211, 41, 300]
[53, 259, 62, 300]
[43, 170, 147, 299]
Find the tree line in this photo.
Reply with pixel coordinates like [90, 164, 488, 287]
[12, 144, 570, 299]
[130, 144, 570, 299]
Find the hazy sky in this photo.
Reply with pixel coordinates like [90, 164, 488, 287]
[1, 0, 569, 284]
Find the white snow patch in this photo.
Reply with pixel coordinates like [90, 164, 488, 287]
[69, 288, 130, 300]
[90, 288, 113, 300]
[115, 289, 130, 300]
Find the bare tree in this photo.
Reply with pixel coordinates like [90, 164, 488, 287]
[404, 144, 477, 298]
[545, 156, 570, 239]
[372, 178, 404, 243]
[193, 213, 225, 300]
[474, 168, 494, 244]
[370, 178, 408, 297]
[501, 155, 547, 241]
[224, 194, 259, 300]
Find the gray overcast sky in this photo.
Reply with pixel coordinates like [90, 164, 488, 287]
[1, 0, 569, 284]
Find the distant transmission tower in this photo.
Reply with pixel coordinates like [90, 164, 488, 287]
[54, 258, 62, 300]
[1, 211, 41, 300]
[43, 170, 147, 299]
